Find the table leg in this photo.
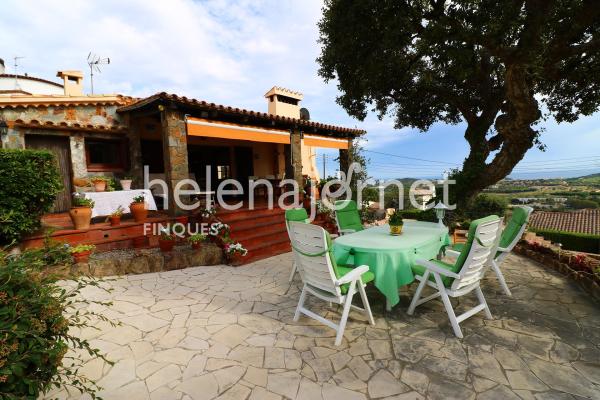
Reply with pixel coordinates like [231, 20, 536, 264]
[386, 298, 392, 312]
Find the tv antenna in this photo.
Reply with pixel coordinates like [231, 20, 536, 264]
[87, 53, 110, 94]
[13, 56, 24, 90]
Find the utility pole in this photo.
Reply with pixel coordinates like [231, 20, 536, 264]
[322, 154, 327, 179]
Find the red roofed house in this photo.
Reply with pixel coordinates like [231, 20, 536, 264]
[529, 209, 600, 235]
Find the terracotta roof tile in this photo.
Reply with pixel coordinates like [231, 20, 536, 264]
[117, 92, 365, 137]
[529, 209, 600, 235]
[0, 94, 136, 109]
[14, 118, 128, 133]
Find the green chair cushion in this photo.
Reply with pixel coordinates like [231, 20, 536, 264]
[498, 207, 529, 249]
[285, 208, 309, 223]
[412, 259, 459, 288]
[335, 200, 363, 233]
[336, 266, 375, 294]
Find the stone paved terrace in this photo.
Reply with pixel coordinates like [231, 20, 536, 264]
[49, 253, 600, 400]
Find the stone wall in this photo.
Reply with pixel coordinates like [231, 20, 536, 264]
[51, 244, 224, 278]
[160, 108, 189, 215]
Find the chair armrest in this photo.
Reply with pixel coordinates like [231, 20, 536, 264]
[446, 249, 460, 258]
[415, 259, 460, 279]
[339, 229, 356, 235]
[336, 265, 369, 285]
[497, 246, 509, 253]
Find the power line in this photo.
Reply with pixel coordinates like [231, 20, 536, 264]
[364, 150, 460, 165]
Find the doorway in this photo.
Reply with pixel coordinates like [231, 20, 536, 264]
[25, 134, 73, 212]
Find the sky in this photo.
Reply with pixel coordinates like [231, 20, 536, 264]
[1, 0, 599, 181]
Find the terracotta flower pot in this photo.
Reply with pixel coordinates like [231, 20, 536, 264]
[191, 242, 202, 250]
[73, 250, 91, 263]
[130, 202, 148, 222]
[159, 239, 175, 252]
[93, 180, 107, 192]
[120, 179, 132, 190]
[390, 224, 403, 235]
[69, 206, 92, 230]
[109, 216, 121, 226]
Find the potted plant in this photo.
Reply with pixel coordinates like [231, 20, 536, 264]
[69, 196, 95, 230]
[120, 176, 133, 191]
[158, 227, 175, 252]
[90, 176, 108, 192]
[223, 240, 248, 266]
[69, 244, 96, 263]
[208, 222, 230, 247]
[188, 233, 207, 250]
[130, 194, 148, 222]
[108, 206, 124, 226]
[388, 210, 404, 235]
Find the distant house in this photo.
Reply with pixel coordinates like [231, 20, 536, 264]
[529, 209, 600, 235]
[0, 59, 363, 214]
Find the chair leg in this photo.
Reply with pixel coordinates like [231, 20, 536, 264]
[475, 286, 493, 319]
[439, 288, 463, 338]
[357, 279, 375, 325]
[407, 272, 429, 315]
[491, 259, 512, 296]
[335, 282, 356, 346]
[294, 285, 307, 322]
[288, 261, 297, 283]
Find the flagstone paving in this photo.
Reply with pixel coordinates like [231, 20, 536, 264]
[48, 253, 600, 399]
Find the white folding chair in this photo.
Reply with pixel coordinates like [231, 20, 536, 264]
[446, 206, 533, 296]
[288, 222, 375, 346]
[408, 215, 502, 338]
[284, 208, 310, 282]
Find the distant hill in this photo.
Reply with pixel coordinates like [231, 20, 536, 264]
[567, 173, 600, 184]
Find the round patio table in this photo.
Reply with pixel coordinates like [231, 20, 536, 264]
[333, 221, 451, 309]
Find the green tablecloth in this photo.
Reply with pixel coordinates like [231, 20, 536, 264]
[333, 221, 451, 307]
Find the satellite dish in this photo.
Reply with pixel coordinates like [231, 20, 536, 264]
[300, 107, 310, 121]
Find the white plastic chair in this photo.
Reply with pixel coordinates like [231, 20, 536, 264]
[446, 206, 533, 296]
[408, 216, 502, 338]
[284, 208, 310, 282]
[288, 222, 375, 345]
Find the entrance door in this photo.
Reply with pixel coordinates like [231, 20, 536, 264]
[234, 146, 254, 194]
[25, 135, 73, 212]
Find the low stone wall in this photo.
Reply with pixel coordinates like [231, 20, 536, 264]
[53, 243, 224, 278]
[514, 244, 600, 303]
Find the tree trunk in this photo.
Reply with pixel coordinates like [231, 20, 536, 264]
[455, 65, 541, 210]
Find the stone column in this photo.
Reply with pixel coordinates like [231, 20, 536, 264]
[69, 134, 87, 179]
[339, 138, 352, 175]
[160, 107, 189, 216]
[291, 128, 303, 188]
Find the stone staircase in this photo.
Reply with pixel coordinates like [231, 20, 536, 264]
[217, 205, 290, 265]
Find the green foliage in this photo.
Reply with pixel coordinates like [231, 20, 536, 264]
[388, 210, 404, 226]
[132, 194, 145, 203]
[187, 233, 207, 244]
[530, 229, 600, 254]
[566, 198, 599, 210]
[72, 197, 95, 208]
[69, 244, 96, 254]
[399, 208, 437, 223]
[0, 240, 113, 398]
[464, 194, 508, 220]
[0, 149, 63, 245]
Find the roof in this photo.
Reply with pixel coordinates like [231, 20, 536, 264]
[0, 73, 63, 88]
[529, 209, 600, 235]
[13, 118, 128, 134]
[264, 86, 303, 100]
[0, 94, 136, 109]
[117, 92, 364, 138]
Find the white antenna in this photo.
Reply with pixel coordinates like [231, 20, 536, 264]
[13, 56, 24, 90]
[87, 53, 110, 94]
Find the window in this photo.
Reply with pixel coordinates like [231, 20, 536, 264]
[85, 139, 127, 172]
[217, 165, 230, 179]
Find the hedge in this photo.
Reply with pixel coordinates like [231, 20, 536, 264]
[530, 228, 600, 254]
[0, 149, 63, 244]
[399, 208, 437, 222]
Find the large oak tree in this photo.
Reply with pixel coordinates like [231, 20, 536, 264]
[318, 0, 600, 207]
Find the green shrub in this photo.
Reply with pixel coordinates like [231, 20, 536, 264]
[399, 208, 437, 222]
[530, 228, 600, 253]
[0, 149, 63, 245]
[0, 240, 112, 398]
[566, 198, 599, 209]
[465, 194, 508, 220]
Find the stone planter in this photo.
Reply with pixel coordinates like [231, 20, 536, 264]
[130, 202, 148, 222]
[69, 206, 92, 230]
[120, 179, 132, 190]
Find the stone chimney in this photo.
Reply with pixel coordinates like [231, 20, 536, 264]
[56, 70, 84, 96]
[264, 86, 303, 118]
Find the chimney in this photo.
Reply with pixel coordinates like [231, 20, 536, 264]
[264, 86, 303, 118]
[0, 58, 5, 74]
[56, 70, 84, 96]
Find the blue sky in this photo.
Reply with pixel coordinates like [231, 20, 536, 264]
[1, 0, 599, 180]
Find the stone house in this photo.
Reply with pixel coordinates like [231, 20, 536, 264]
[0, 65, 363, 214]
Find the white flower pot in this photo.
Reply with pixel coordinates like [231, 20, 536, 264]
[120, 179, 132, 190]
